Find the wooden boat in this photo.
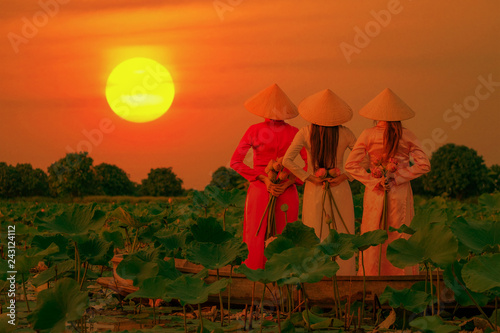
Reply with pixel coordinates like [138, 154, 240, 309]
[97, 255, 451, 308]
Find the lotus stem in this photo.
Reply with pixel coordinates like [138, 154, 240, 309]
[152, 298, 156, 325]
[256, 200, 272, 236]
[403, 308, 406, 330]
[332, 276, 339, 319]
[80, 262, 89, 291]
[361, 250, 366, 325]
[199, 303, 204, 332]
[277, 286, 282, 333]
[183, 305, 187, 333]
[436, 266, 441, 314]
[21, 273, 30, 313]
[301, 283, 311, 332]
[249, 282, 256, 329]
[429, 265, 434, 315]
[131, 230, 139, 253]
[228, 265, 232, 324]
[216, 268, 224, 326]
[320, 188, 327, 239]
[451, 265, 495, 330]
[378, 190, 388, 276]
[328, 187, 351, 234]
[260, 283, 266, 333]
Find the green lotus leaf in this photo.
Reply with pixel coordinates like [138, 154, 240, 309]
[101, 230, 125, 249]
[165, 275, 229, 306]
[155, 232, 185, 254]
[450, 217, 500, 254]
[442, 261, 490, 307]
[191, 190, 211, 209]
[31, 234, 69, 261]
[116, 255, 159, 287]
[27, 278, 89, 332]
[185, 240, 247, 270]
[318, 229, 356, 260]
[280, 221, 320, 248]
[302, 309, 331, 327]
[267, 247, 338, 285]
[352, 230, 388, 252]
[77, 235, 114, 266]
[387, 224, 458, 268]
[189, 217, 233, 244]
[411, 207, 448, 231]
[126, 276, 171, 301]
[156, 258, 182, 281]
[204, 185, 245, 209]
[264, 237, 294, 260]
[16, 243, 60, 278]
[32, 260, 75, 287]
[462, 253, 500, 293]
[234, 263, 287, 285]
[479, 192, 500, 212]
[35, 204, 107, 242]
[409, 315, 459, 333]
[388, 224, 415, 235]
[379, 285, 431, 313]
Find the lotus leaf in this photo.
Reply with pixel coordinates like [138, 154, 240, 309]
[352, 230, 388, 252]
[411, 207, 448, 231]
[126, 276, 171, 301]
[388, 224, 415, 235]
[32, 260, 75, 287]
[280, 221, 320, 248]
[442, 261, 490, 307]
[263, 236, 294, 259]
[267, 247, 338, 285]
[462, 253, 500, 293]
[116, 255, 159, 286]
[27, 278, 89, 332]
[450, 217, 500, 254]
[409, 315, 459, 333]
[35, 204, 107, 242]
[379, 285, 431, 313]
[164, 275, 228, 306]
[31, 234, 69, 261]
[234, 263, 287, 285]
[189, 217, 233, 244]
[317, 229, 356, 260]
[102, 230, 125, 249]
[479, 192, 500, 211]
[156, 258, 182, 281]
[204, 185, 245, 209]
[387, 224, 458, 268]
[185, 240, 247, 269]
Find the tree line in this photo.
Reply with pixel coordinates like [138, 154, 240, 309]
[0, 144, 498, 199]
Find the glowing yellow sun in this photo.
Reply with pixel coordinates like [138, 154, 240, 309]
[106, 58, 175, 123]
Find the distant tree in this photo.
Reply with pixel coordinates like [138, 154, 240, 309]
[422, 144, 490, 199]
[209, 166, 246, 190]
[487, 164, 500, 193]
[15, 163, 49, 196]
[141, 167, 184, 196]
[48, 152, 98, 197]
[0, 162, 20, 198]
[95, 163, 135, 196]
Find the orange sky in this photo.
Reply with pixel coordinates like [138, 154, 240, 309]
[1, 0, 499, 189]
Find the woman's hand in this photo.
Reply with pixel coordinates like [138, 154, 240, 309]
[378, 176, 395, 191]
[306, 175, 324, 186]
[326, 173, 348, 187]
[271, 179, 294, 196]
[257, 175, 273, 192]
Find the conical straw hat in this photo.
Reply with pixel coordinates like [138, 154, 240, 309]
[359, 88, 415, 121]
[244, 84, 298, 120]
[298, 89, 353, 126]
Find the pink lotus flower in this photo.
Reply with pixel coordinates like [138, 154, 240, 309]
[267, 170, 277, 181]
[328, 168, 341, 178]
[315, 168, 327, 178]
[278, 170, 290, 181]
[386, 163, 398, 173]
[371, 167, 383, 178]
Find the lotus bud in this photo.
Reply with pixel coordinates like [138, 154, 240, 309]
[265, 159, 275, 173]
[273, 161, 283, 172]
[371, 167, 383, 178]
[278, 170, 289, 181]
[315, 168, 327, 178]
[328, 168, 341, 178]
[277, 156, 284, 164]
[386, 163, 397, 173]
[268, 170, 277, 182]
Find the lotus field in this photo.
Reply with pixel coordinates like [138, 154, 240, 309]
[0, 187, 499, 333]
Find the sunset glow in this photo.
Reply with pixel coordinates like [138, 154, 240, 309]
[105, 58, 175, 123]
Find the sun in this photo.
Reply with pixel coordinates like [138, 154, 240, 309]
[106, 58, 175, 123]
